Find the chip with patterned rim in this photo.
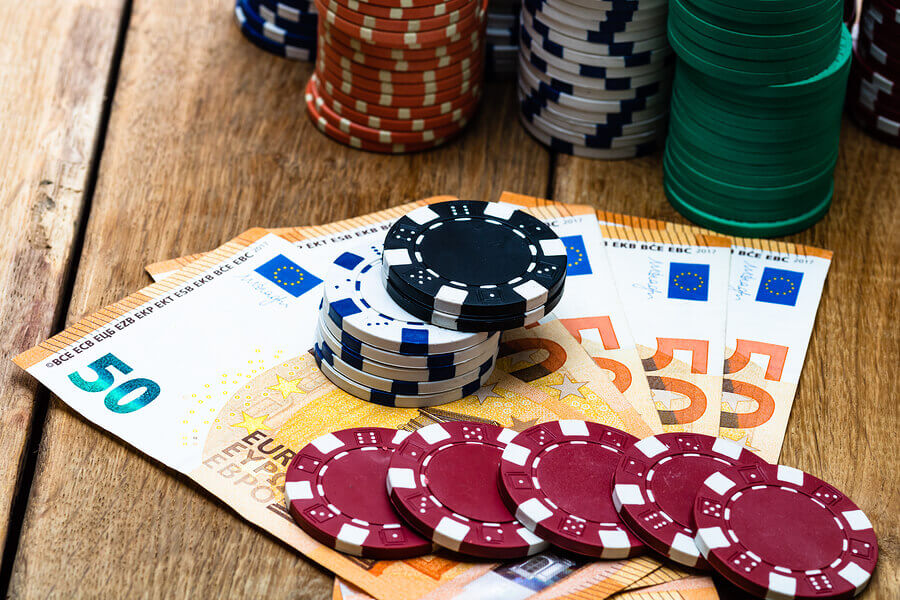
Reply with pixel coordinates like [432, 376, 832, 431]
[693, 462, 878, 600]
[611, 433, 767, 568]
[382, 200, 567, 318]
[387, 421, 549, 558]
[284, 427, 433, 558]
[497, 419, 645, 558]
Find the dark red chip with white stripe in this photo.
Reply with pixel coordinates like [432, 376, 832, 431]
[387, 420, 549, 559]
[498, 420, 645, 558]
[611, 433, 766, 568]
[285, 427, 433, 559]
[693, 463, 878, 600]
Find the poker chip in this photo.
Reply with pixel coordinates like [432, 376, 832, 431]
[312, 76, 475, 144]
[318, 313, 498, 375]
[385, 276, 564, 332]
[318, 53, 483, 96]
[382, 200, 566, 324]
[307, 81, 448, 152]
[316, 328, 496, 394]
[322, 24, 482, 62]
[317, 0, 487, 48]
[515, 0, 672, 158]
[284, 427, 433, 558]
[497, 420, 645, 558]
[848, 0, 900, 147]
[246, 0, 318, 34]
[611, 433, 767, 568]
[694, 463, 878, 599]
[306, 0, 486, 153]
[234, 0, 317, 60]
[387, 421, 550, 558]
[313, 73, 482, 120]
[314, 343, 492, 406]
[664, 8, 852, 237]
[313, 88, 476, 132]
[321, 243, 492, 354]
[322, 47, 482, 83]
[320, 0, 479, 34]
[324, 0, 475, 23]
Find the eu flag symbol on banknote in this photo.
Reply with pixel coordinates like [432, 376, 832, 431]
[667, 262, 710, 301]
[255, 255, 322, 298]
[562, 235, 592, 276]
[756, 267, 803, 306]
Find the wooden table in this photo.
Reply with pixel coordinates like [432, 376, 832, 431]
[1, 1, 897, 598]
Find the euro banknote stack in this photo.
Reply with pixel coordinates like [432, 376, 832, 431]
[15, 192, 832, 600]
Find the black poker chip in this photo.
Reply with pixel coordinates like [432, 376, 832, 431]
[385, 275, 565, 332]
[382, 200, 567, 319]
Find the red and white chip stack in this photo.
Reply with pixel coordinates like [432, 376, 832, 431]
[848, 0, 900, 147]
[307, 0, 487, 153]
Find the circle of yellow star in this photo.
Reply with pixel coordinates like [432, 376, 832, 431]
[267, 374, 305, 399]
[232, 411, 270, 435]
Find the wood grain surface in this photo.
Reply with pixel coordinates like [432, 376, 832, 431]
[0, 0, 124, 571]
[4, 1, 549, 597]
[2, 0, 898, 598]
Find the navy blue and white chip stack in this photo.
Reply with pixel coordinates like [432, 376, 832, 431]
[486, 0, 520, 77]
[516, 0, 674, 159]
[233, 0, 318, 61]
[315, 243, 501, 408]
[314, 200, 568, 408]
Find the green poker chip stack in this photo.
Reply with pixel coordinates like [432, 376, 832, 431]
[664, 1, 851, 237]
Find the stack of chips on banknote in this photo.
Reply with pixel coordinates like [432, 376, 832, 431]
[313, 244, 501, 408]
[664, 0, 851, 237]
[516, 0, 674, 159]
[486, 0, 519, 76]
[313, 200, 567, 406]
[848, 0, 900, 147]
[306, 0, 487, 153]
[233, 0, 318, 60]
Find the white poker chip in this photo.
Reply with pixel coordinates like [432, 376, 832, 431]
[321, 244, 490, 354]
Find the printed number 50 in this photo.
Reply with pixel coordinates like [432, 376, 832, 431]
[67, 353, 161, 413]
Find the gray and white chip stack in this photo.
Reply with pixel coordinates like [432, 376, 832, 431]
[487, 0, 520, 77]
[314, 200, 568, 408]
[517, 0, 674, 158]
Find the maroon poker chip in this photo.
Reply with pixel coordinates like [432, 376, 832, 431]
[386, 421, 549, 558]
[285, 427, 433, 559]
[694, 463, 878, 600]
[611, 433, 767, 569]
[497, 420, 645, 559]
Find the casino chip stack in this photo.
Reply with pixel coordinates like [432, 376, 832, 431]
[316, 244, 500, 408]
[845, 0, 858, 26]
[516, 0, 674, 159]
[848, 0, 900, 148]
[233, 0, 318, 60]
[382, 201, 567, 332]
[486, 0, 519, 77]
[665, 1, 851, 237]
[305, 0, 487, 154]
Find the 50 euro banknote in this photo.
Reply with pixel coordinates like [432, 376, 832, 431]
[146, 197, 663, 438]
[503, 193, 732, 439]
[15, 204, 657, 600]
[593, 211, 832, 461]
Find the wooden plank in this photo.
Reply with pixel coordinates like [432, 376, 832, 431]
[552, 120, 900, 599]
[6, 0, 550, 596]
[0, 0, 124, 569]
